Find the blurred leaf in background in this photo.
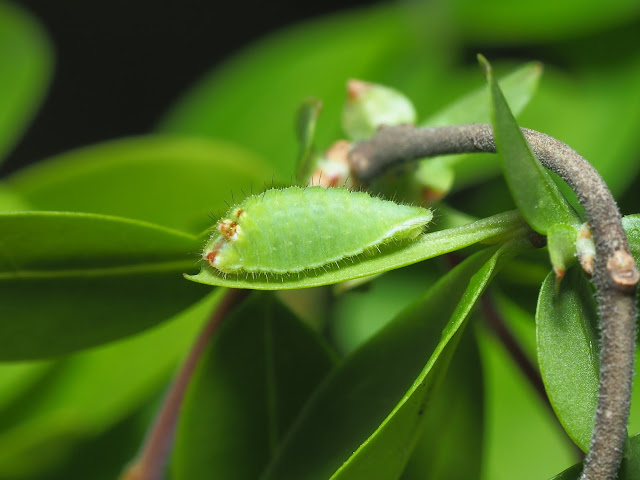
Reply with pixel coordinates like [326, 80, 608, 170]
[5, 137, 275, 233]
[0, 291, 220, 477]
[0, 2, 52, 167]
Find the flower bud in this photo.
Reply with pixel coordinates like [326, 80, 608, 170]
[310, 140, 354, 189]
[342, 79, 416, 141]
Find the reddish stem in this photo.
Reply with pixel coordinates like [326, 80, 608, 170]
[120, 288, 250, 480]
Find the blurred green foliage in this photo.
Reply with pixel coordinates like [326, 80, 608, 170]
[0, 2, 52, 167]
[0, 0, 639, 479]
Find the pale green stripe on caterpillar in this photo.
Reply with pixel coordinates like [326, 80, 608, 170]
[202, 186, 433, 275]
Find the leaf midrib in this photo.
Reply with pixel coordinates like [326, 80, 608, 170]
[0, 259, 196, 280]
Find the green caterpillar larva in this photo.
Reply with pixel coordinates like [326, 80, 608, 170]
[203, 186, 432, 275]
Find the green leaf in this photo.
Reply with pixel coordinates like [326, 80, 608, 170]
[342, 80, 416, 141]
[400, 329, 484, 480]
[413, 158, 455, 196]
[186, 209, 528, 290]
[0, 212, 209, 359]
[519, 54, 640, 198]
[0, 291, 219, 477]
[537, 268, 599, 452]
[0, 361, 51, 411]
[627, 348, 640, 439]
[0, 2, 52, 164]
[260, 245, 514, 480]
[547, 224, 580, 280]
[0, 184, 31, 211]
[295, 98, 323, 183]
[172, 292, 335, 480]
[481, 55, 580, 233]
[6, 136, 274, 234]
[30, 404, 152, 480]
[621, 215, 640, 435]
[421, 61, 542, 128]
[158, 4, 445, 178]
[477, 320, 581, 479]
[551, 432, 640, 479]
[416, 61, 543, 193]
[331, 262, 440, 354]
[623, 215, 640, 262]
[451, 0, 640, 43]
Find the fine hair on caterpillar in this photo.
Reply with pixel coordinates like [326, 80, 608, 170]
[201, 185, 433, 278]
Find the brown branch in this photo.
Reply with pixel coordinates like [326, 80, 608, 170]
[120, 288, 250, 480]
[350, 124, 639, 480]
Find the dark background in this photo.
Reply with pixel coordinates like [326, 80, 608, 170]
[7, 0, 376, 173]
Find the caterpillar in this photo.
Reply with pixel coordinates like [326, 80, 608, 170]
[202, 186, 432, 275]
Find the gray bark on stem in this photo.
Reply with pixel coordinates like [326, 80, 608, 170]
[349, 124, 639, 480]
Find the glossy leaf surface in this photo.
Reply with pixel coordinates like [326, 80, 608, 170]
[6, 136, 274, 234]
[261, 245, 512, 479]
[0, 291, 219, 477]
[478, 322, 580, 479]
[0, 212, 209, 359]
[172, 293, 335, 480]
[537, 268, 599, 452]
[482, 55, 580, 234]
[400, 329, 483, 480]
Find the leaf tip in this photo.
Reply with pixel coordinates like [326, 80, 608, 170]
[477, 54, 492, 79]
[183, 272, 199, 283]
[553, 267, 565, 291]
[531, 61, 544, 75]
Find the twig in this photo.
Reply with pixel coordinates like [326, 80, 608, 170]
[120, 288, 250, 480]
[349, 124, 639, 479]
